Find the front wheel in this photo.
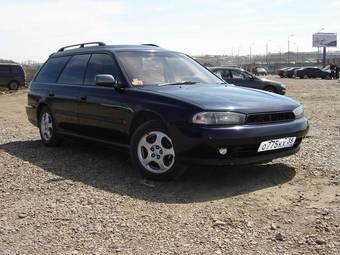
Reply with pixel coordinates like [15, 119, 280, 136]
[130, 120, 186, 180]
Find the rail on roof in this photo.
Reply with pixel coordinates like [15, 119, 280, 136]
[58, 42, 106, 52]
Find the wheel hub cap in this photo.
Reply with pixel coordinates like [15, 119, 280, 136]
[40, 112, 53, 141]
[137, 131, 175, 173]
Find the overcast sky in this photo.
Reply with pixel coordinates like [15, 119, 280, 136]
[1, 0, 340, 62]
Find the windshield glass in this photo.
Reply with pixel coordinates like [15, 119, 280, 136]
[115, 51, 223, 86]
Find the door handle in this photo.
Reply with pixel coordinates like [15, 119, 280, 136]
[80, 96, 87, 101]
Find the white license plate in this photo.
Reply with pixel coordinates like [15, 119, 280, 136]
[258, 137, 296, 152]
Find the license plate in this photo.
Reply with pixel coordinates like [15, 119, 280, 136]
[258, 137, 296, 152]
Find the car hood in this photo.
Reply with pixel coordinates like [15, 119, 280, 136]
[259, 78, 282, 85]
[139, 84, 298, 113]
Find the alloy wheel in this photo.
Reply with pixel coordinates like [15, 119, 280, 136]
[137, 131, 175, 173]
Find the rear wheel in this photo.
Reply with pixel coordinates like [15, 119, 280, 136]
[38, 107, 62, 146]
[130, 120, 186, 180]
[8, 81, 19, 90]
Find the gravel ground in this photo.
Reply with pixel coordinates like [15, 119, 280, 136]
[0, 77, 339, 254]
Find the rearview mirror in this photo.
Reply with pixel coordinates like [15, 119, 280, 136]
[95, 74, 120, 89]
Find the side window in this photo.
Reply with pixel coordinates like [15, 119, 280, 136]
[0, 66, 10, 74]
[84, 54, 119, 85]
[58, 54, 90, 85]
[213, 70, 223, 79]
[221, 70, 232, 79]
[35, 57, 70, 83]
[230, 70, 245, 80]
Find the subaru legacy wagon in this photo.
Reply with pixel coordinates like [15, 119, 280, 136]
[26, 42, 309, 180]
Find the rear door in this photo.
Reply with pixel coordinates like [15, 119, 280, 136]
[77, 53, 130, 144]
[0, 65, 11, 86]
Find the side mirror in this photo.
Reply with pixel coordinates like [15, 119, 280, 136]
[95, 74, 120, 89]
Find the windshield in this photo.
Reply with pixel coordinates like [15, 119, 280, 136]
[115, 51, 223, 86]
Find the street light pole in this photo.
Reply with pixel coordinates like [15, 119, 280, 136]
[287, 34, 294, 64]
[266, 40, 271, 64]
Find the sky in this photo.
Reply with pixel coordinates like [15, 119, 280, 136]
[1, 0, 340, 62]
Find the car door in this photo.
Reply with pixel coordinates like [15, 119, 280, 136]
[229, 69, 262, 89]
[0, 65, 11, 86]
[51, 54, 91, 132]
[77, 53, 131, 144]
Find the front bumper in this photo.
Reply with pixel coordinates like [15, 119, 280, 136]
[170, 117, 309, 166]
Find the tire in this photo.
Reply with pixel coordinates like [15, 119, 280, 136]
[8, 81, 19, 90]
[38, 106, 62, 146]
[264, 86, 277, 93]
[130, 120, 186, 181]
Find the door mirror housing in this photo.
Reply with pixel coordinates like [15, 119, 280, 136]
[95, 74, 120, 89]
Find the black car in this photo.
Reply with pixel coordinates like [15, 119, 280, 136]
[294, 67, 330, 79]
[26, 42, 309, 180]
[284, 67, 300, 78]
[210, 67, 286, 94]
[278, 67, 289, 78]
[0, 63, 25, 90]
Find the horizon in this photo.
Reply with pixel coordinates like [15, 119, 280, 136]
[0, 0, 339, 62]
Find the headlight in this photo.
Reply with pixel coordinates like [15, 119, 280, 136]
[293, 105, 304, 119]
[280, 84, 286, 89]
[192, 112, 246, 125]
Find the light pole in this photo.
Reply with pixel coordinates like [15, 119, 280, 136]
[266, 40, 271, 64]
[287, 34, 294, 64]
[249, 43, 254, 65]
[316, 28, 325, 63]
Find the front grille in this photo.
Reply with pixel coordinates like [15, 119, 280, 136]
[246, 112, 295, 124]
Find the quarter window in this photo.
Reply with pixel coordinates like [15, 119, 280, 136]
[58, 54, 90, 84]
[35, 57, 70, 83]
[84, 54, 119, 85]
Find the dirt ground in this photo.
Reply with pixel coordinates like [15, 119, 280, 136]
[0, 77, 339, 255]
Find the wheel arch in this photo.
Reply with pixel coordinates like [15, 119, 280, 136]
[129, 110, 166, 139]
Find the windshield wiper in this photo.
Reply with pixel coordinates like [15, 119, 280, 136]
[158, 81, 200, 86]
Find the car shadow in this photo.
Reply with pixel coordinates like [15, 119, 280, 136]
[0, 139, 296, 203]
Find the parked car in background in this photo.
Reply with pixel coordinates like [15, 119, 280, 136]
[294, 67, 330, 79]
[278, 67, 289, 78]
[253, 67, 268, 76]
[26, 42, 308, 180]
[0, 63, 25, 90]
[210, 66, 286, 94]
[284, 67, 300, 78]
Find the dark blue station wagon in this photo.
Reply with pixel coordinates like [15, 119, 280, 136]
[26, 42, 309, 180]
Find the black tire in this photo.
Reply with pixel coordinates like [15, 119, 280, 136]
[130, 120, 186, 181]
[264, 86, 277, 93]
[8, 81, 19, 90]
[38, 106, 62, 146]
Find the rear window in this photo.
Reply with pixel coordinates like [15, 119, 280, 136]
[35, 57, 70, 83]
[58, 54, 90, 84]
[10, 66, 23, 74]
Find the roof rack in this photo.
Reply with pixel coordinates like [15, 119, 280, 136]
[141, 44, 159, 47]
[58, 42, 106, 52]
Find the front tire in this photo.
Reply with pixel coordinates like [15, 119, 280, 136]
[130, 120, 186, 181]
[38, 107, 62, 146]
